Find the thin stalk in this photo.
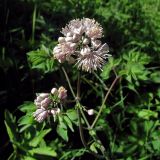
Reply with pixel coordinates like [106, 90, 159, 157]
[62, 67, 76, 99]
[62, 68, 108, 159]
[91, 76, 119, 129]
[76, 72, 108, 160]
[32, 4, 37, 44]
[79, 107, 90, 128]
[93, 71, 108, 90]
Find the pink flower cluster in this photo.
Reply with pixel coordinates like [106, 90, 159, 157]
[33, 86, 67, 123]
[53, 18, 111, 72]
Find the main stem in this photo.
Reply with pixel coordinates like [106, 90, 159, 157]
[91, 76, 119, 129]
[62, 67, 109, 159]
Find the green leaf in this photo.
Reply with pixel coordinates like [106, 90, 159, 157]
[138, 109, 158, 120]
[150, 71, 160, 83]
[59, 148, 86, 160]
[4, 110, 18, 145]
[29, 129, 51, 147]
[101, 57, 121, 80]
[18, 101, 36, 113]
[27, 45, 57, 73]
[63, 116, 74, 132]
[56, 119, 68, 142]
[152, 140, 160, 151]
[66, 109, 78, 125]
[30, 147, 57, 157]
[18, 114, 34, 126]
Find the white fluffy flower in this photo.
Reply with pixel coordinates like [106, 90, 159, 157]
[53, 18, 111, 72]
[77, 44, 110, 72]
[54, 43, 76, 63]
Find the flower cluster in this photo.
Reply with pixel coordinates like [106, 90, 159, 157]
[33, 86, 67, 123]
[53, 18, 111, 72]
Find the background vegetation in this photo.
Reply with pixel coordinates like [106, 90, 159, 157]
[1, 0, 160, 159]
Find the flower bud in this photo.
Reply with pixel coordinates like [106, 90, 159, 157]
[70, 43, 77, 49]
[34, 109, 48, 123]
[58, 86, 67, 100]
[58, 37, 65, 43]
[65, 37, 73, 42]
[51, 88, 58, 95]
[39, 93, 49, 99]
[83, 38, 90, 45]
[67, 32, 72, 37]
[73, 34, 80, 41]
[87, 109, 94, 115]
[41, 97, 51, 108]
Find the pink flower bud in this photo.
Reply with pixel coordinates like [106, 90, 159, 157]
[34, 109, 48, 123]
[73, 34, 80, 41]
[67, 32, 72, 37]
[70, 43, 77, 49]
[58, 37, 65, 43]
[39, 93, 49, 99]
[51, 88, 58, 95]
[87, 109, 94, 115]
[58, 86, 67, 100]
[41, 97, 51, 108]
[65, 37, 73, 42]
[34, 100, 41, 108]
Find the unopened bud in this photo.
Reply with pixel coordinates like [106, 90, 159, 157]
[58, 37, 65, 43]
[58, 86, 67, 100]
[67, 32, 72, 37]
[87, 109, 94, 115]
[51, 88, 58, 95]
[65, 37, 73, 42]
[70, 43, 77, 49]
[39, 93, 49, 99]
[83, 38, 89, 45]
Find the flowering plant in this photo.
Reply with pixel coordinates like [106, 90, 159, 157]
[27, 18, 117, 159]
[4, 1, 160, 160]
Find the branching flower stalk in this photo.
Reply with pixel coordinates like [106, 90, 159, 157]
[91, 75, 119, 129]
[62, 66, 109, 159]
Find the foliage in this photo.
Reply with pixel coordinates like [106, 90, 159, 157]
[2, 0, 160, 160]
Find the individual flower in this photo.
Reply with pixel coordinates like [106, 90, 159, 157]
[77, 44, 110, 72]
[34, 93, 51, 109]
[82, 18, 103, 39]
[61, 19, 84, 37]
[33, 108, 49, 123]
[58, 86, 67, 100]
[53, 18, 111, 72]
[53, 43, 76, 63]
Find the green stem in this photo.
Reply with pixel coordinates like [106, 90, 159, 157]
[62, 67, 76, 99]
[32, 4, 37, 44]
[91, 76, 119, 129]
[62, 68, 108, 159]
